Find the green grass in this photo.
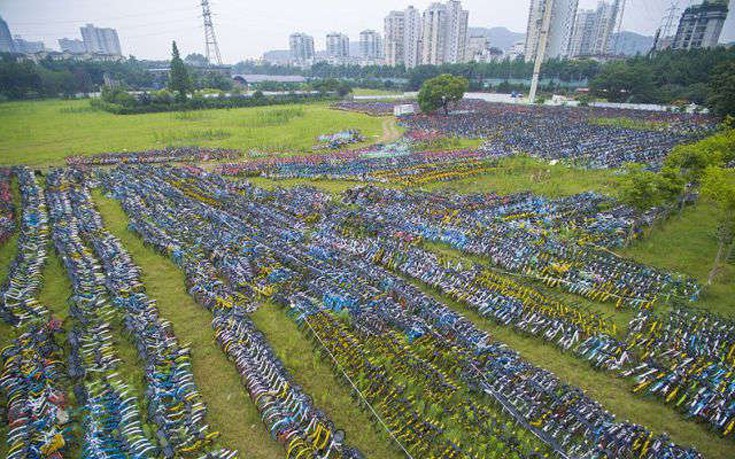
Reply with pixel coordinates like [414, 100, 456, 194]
[423, 155, 617, 197]
[252, 303, 404, 459]
[0, 99, 387, 166]
[621, 199, 735, 316]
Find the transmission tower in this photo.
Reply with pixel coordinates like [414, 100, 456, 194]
[661, 2, 680, 38]
[201, 0, 223, 66]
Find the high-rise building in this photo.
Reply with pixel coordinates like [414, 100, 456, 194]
[569, 9, 597, 57]
[421, 1, 469, 65]
[403, 6, 423, 68]
[671, 0, 729, 50]
[80, 24, 122, 55]
[359, 30, 383, 62]
[422, 2, 448, 65]
[524, 0, 579, 62]
[384, 10, 405, 66]
[465, 35, 491, 62]
[507, 40, 526, 60]
[13, 36, 45, 54]
[569, 0, 620, 57]
[384, 2, 467, 68]
[0, 16, 16, 53]
[445, 0, 469, 63]
[289, 32, 315, 65]
[326, 32, 350, 61]
[58, 38, 87, 54]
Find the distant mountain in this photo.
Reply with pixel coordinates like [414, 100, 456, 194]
[468, 27, 525, 51]
[609, 31, 654, 56]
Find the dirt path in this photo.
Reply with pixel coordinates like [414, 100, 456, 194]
[379, 117, 402, 143]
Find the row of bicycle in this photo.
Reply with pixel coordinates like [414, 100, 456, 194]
[44, 169, 237, 459]
[65, 147, 241, 166]
[332, 228, 735, 437]
[201, 163, 735, 439]
[99, 164, 705, 458]
[163, 163, 735, 441]
[1, 167, 70, 459]
[102, 164, 554, 458]
[338, 185, 697, 307]
[314, 228, 704, 459]
[0, 168, 13, 246]
[101, 166, 363, 458]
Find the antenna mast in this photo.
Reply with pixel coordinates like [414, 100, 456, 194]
[201, 0, 223, 66]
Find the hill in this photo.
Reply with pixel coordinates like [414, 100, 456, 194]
[468, 26, 525, 51]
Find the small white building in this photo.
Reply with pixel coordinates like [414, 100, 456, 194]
[394, 104, 415, 116]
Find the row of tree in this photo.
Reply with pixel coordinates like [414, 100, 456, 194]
[93, 42, 346, 114]
[0, 50, 233, 101]
[1, 45, 733, 115]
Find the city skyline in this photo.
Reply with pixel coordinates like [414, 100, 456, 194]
[1, 0, 734, 62]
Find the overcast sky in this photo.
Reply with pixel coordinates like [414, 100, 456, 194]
[1, 0, 733, 62]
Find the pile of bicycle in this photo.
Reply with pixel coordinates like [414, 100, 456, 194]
[0, 168, 14, 245]
[218, 142, 499, 185]
[44, 169, 239, 458]
[94, 164, 709, 458]
[314, 130, 366, 150]
[101, 166, 362, 459]
[65, 147, 241, 166]
[2, 159, 732, 458]
[397, 102, 715, 169]
[341, 186, 693, 306]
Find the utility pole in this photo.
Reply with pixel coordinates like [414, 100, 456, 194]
[201, 0, 223, 66]
[529, 0, 554, 104]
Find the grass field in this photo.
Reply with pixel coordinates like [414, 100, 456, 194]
[0, 99, 389, 166]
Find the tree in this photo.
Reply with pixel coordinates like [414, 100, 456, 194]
[708, 59, 735, 118]
[701, 166, 735, 284]
[184, 53, 209, 67]
[418, 74, 469, 115]
[590, 62, 657, 103]
[617, 163, 682, 211]
[168, 41, 191, 103]
[665, 127, 735, 182]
